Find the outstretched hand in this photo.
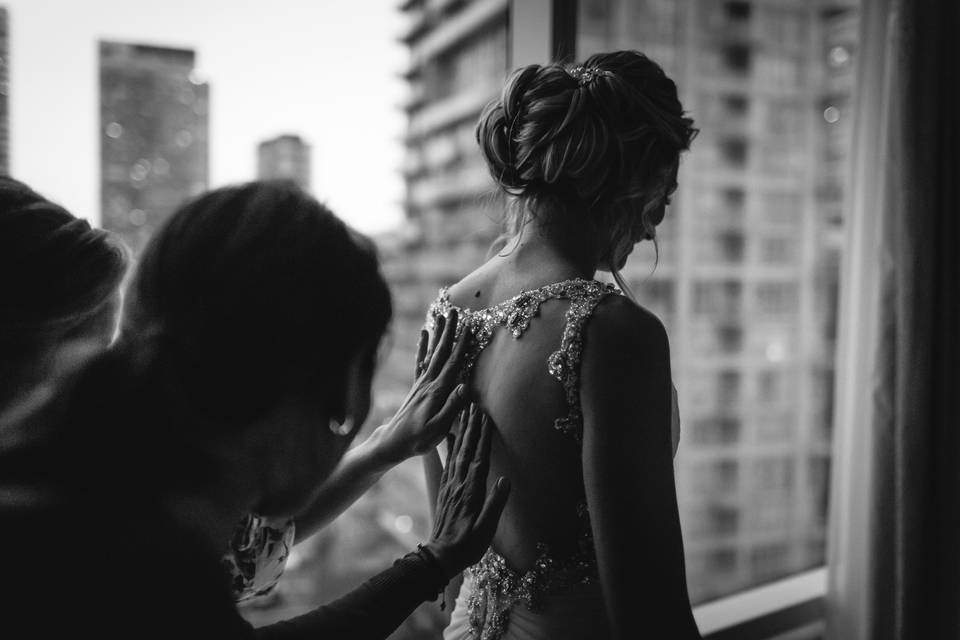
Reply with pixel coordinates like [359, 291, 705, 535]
[374, 310, 471, 467]
[425, 403, 510, 579]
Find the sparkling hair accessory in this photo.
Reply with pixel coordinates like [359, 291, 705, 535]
[567, 65, 614, 86]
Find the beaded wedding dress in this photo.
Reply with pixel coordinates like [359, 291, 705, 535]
[424, 278, 680, 640]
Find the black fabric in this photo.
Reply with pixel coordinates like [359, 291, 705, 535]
[0, 425, 445, 639]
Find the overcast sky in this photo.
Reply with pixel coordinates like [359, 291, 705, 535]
[3, 0, 407, 233]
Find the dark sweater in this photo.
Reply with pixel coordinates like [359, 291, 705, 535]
[0, 445, 445, 639]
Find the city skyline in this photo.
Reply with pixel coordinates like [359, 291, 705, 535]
[0, 0, 405, 234]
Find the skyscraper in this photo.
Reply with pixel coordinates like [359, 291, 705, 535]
[0, 6, 10, 176]
[257, 134, 311, 191]
[576, 0, 856, 602]
[377, 0, 510, 392]
[100, 41, 209, 254]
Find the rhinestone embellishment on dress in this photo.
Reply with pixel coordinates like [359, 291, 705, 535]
[425, 278, 619, 639]
[427, 279, 617, 443]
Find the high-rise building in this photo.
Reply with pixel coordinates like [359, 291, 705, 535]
[257, 134, 311, 191]
[576, 0, 857, 602]
[389, 0, 859, 607]
[0, 6, 10, 175]
[377, 0, 510, 397]
[100, 41, 209, 254]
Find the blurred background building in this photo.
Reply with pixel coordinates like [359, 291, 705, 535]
[99, 41, 209, 255]
[377, 0, 510, 412]
[0, 6, 9, 175]
[587, 0, 856, 603]
[257, 134, 312, 191]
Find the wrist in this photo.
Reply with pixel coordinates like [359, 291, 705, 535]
[355, 425, 398, 475]
[421, 541, 458, 581]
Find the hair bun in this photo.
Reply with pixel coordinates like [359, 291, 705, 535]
[476, 64, 545, 193]
[475, 51, 696, 219]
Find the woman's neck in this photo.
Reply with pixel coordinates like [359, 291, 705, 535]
[502, 217, 601, 282]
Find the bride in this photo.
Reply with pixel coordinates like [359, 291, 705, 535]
[421, 51, 701, 639]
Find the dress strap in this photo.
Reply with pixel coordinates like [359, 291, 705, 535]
[547, 287, 620, 443]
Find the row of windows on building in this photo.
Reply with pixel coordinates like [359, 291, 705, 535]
[684, 454, 830, 499]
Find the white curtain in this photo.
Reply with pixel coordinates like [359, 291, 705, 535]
[826, 0, 960, 638]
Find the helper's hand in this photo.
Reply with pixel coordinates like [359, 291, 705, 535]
[373, 309, 470, 467]
[424, 404, 510, 578]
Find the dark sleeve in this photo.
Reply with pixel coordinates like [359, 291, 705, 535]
[254, 551, 446, 640]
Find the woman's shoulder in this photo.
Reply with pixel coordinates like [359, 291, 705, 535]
[586, 295, 670, 362]
[425, 262, 504, 320]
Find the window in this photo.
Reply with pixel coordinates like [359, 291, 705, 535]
[723, 94, 749, 116]
[692, 459, 740, 494]
[717, 323, 743, 353]
[752, 457, 794, 493]
[723, 186, 746, 211]
[718, 137, 748, 167]
[724, 2, 752, 22]
[574, 0, 855, 628]
[757, 370, 780, 402]
[755, 412, 796, 443]
[755, 282, 800, 317]
[11, 1, 864, 636]
[690, 417, 741, 445]
[722, 44, 752, 74]
[750, 543, 792, 580]
[693, 281, 743, 317]
[761, 191, 803, 226]
[718, 370, 741, 406]
[759, 236, 798, 265]
[755, 53, 803, 90]
[767, 101, 803, 137]
[708, 548, 738, 575]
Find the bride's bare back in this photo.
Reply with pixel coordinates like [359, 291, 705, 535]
[428, 49, 701, 639]
[439, 263, 614, 570]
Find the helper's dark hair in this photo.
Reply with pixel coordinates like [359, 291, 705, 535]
[0, 177, 128, 406]
[476, 50, 697, 255]
[123, 180, 393, 424]
[31, 181, 392, 493]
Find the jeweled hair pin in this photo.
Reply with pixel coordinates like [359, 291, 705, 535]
[567, 65, 614, 86]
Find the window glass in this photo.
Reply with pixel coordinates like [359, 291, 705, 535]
[579, 0, 857, 604]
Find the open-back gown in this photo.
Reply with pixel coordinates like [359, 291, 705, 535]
[424, 278, 681, 640]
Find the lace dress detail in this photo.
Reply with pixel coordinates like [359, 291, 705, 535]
[427, 278, 617, 443]
[223, 514, 295, 602]
[425, 278, 619, 640]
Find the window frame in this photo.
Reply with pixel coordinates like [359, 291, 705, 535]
[695, 567, 827, 639]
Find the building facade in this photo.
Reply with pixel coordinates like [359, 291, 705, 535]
[378, 0, 511, 416]
[387, 0, 856, 609]
[100, 41, 209, 254]
[257, 134, 311, 191]
[0, 6, 10, 175]
[577, 0, 856, 602]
